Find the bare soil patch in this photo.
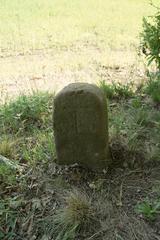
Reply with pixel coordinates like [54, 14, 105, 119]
[0, 48, 145, 103]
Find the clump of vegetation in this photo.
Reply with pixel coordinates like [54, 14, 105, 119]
[0, 138, 15, 158]
[62, 190, 94, 227]
[39, 190, 97, 240]
[145, 73, 160, 103]
[136, 198, 160, 221]
[0, 92, 53, 134]
[140, 3, 160, 104]
[99, 80, 115, 99]
[99, 80, 133, 99]
[141, 3, 160, 70]
[0, 165, 17, 187]
[53, 190, 95, 239]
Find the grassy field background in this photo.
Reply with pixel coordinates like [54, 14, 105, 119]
[0, 0, 158, 102]
[0, 0, 154, 52]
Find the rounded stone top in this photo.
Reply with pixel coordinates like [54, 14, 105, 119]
[55, 82, 105, 101]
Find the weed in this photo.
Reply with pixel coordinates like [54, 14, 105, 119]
[140, 3, 160, 70]
[136, 199, 160, 221]
[99, 80, 115, 99]
[131, 97, 143, 108]
[113, 82, 133, 99]
[145, 74, 160, 103]
[99, 81, 133, 99]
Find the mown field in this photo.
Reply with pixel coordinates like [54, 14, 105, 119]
[0, 0, 153, 53]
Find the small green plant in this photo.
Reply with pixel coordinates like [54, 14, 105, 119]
[136, 199, 160, 221]
[99, 80, 115, 99]
[99, 81, 133, 99]
[113, 82, 133, 98]
[145, 74, 160, 103]
[141, 3, 160, 70]
[131, 97, 142, 108]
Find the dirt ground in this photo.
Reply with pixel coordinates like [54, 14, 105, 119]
[0, 47, 146, 103]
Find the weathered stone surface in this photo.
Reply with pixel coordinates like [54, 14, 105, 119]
[53, 83, 110, 170]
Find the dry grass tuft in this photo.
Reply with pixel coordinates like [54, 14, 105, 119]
[0, 138, 15, 158]
[63, 190, 94, 227]
[47, 190, 97, 239]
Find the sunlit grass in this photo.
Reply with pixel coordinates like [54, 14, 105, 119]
[0, 0, 155, 55]
[0, 0, 158, 102]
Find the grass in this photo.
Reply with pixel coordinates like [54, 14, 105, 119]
[61, 190, 94, 226]
[21, 131, 55, 165]
[0, 199, 18, 240]
[99, 80, 134, 99]
[145, 73, 160, 103]
[0, 165, 17, 187]
[136, 199, 160, 221]
[0, 93, 55, 167]
[0, 0, 154, 55]
[0, 84, 160, 239]
[0, 1, 160, 237]
[51, 190, 95, 239]
[0, 0, 159, 103]
[0, 138, 15, 158]
[0, 92, 53, 134]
